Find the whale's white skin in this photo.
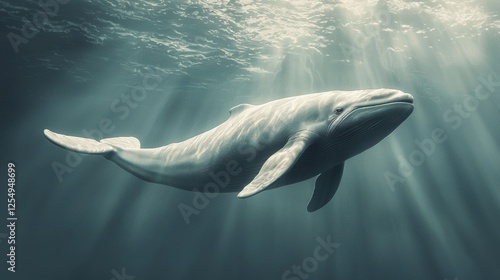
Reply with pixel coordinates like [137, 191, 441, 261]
[44, 89, 414, 211]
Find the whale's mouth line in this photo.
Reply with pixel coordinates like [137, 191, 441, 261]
[327, 101, 414, 136]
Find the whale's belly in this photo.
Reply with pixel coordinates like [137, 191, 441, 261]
[182, 136, 286, 192]
[277, 141, 340, 186]
[156, 114, 294, 191]
[185, 140, 337, 193]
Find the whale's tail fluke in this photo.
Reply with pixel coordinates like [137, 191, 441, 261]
[43, 129, 140, 155]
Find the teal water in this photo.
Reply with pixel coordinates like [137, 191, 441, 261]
[1, 1, 500, 279]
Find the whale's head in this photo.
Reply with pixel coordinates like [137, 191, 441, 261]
[323, 89, 414, 160]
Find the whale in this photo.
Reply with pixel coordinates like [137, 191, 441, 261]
[44, 89, 414, 211]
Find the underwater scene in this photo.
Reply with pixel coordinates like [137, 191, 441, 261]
[1, 0, 500, 279]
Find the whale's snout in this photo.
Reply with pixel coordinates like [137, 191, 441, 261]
[325, 88, 414, 161]
[395, 91, 414, 104]
[353, 89, 414, 109]
[372, 89, 413, 104]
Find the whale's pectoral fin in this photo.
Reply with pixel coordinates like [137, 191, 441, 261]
[237, 131, 316, 198]
[307, 162, 344, 212]
[44, 129, 140, 155]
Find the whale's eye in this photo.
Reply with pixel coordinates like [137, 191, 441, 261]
[335, 107, 343, 114]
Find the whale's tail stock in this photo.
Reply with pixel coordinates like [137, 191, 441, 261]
[43, 129, 140, 155]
